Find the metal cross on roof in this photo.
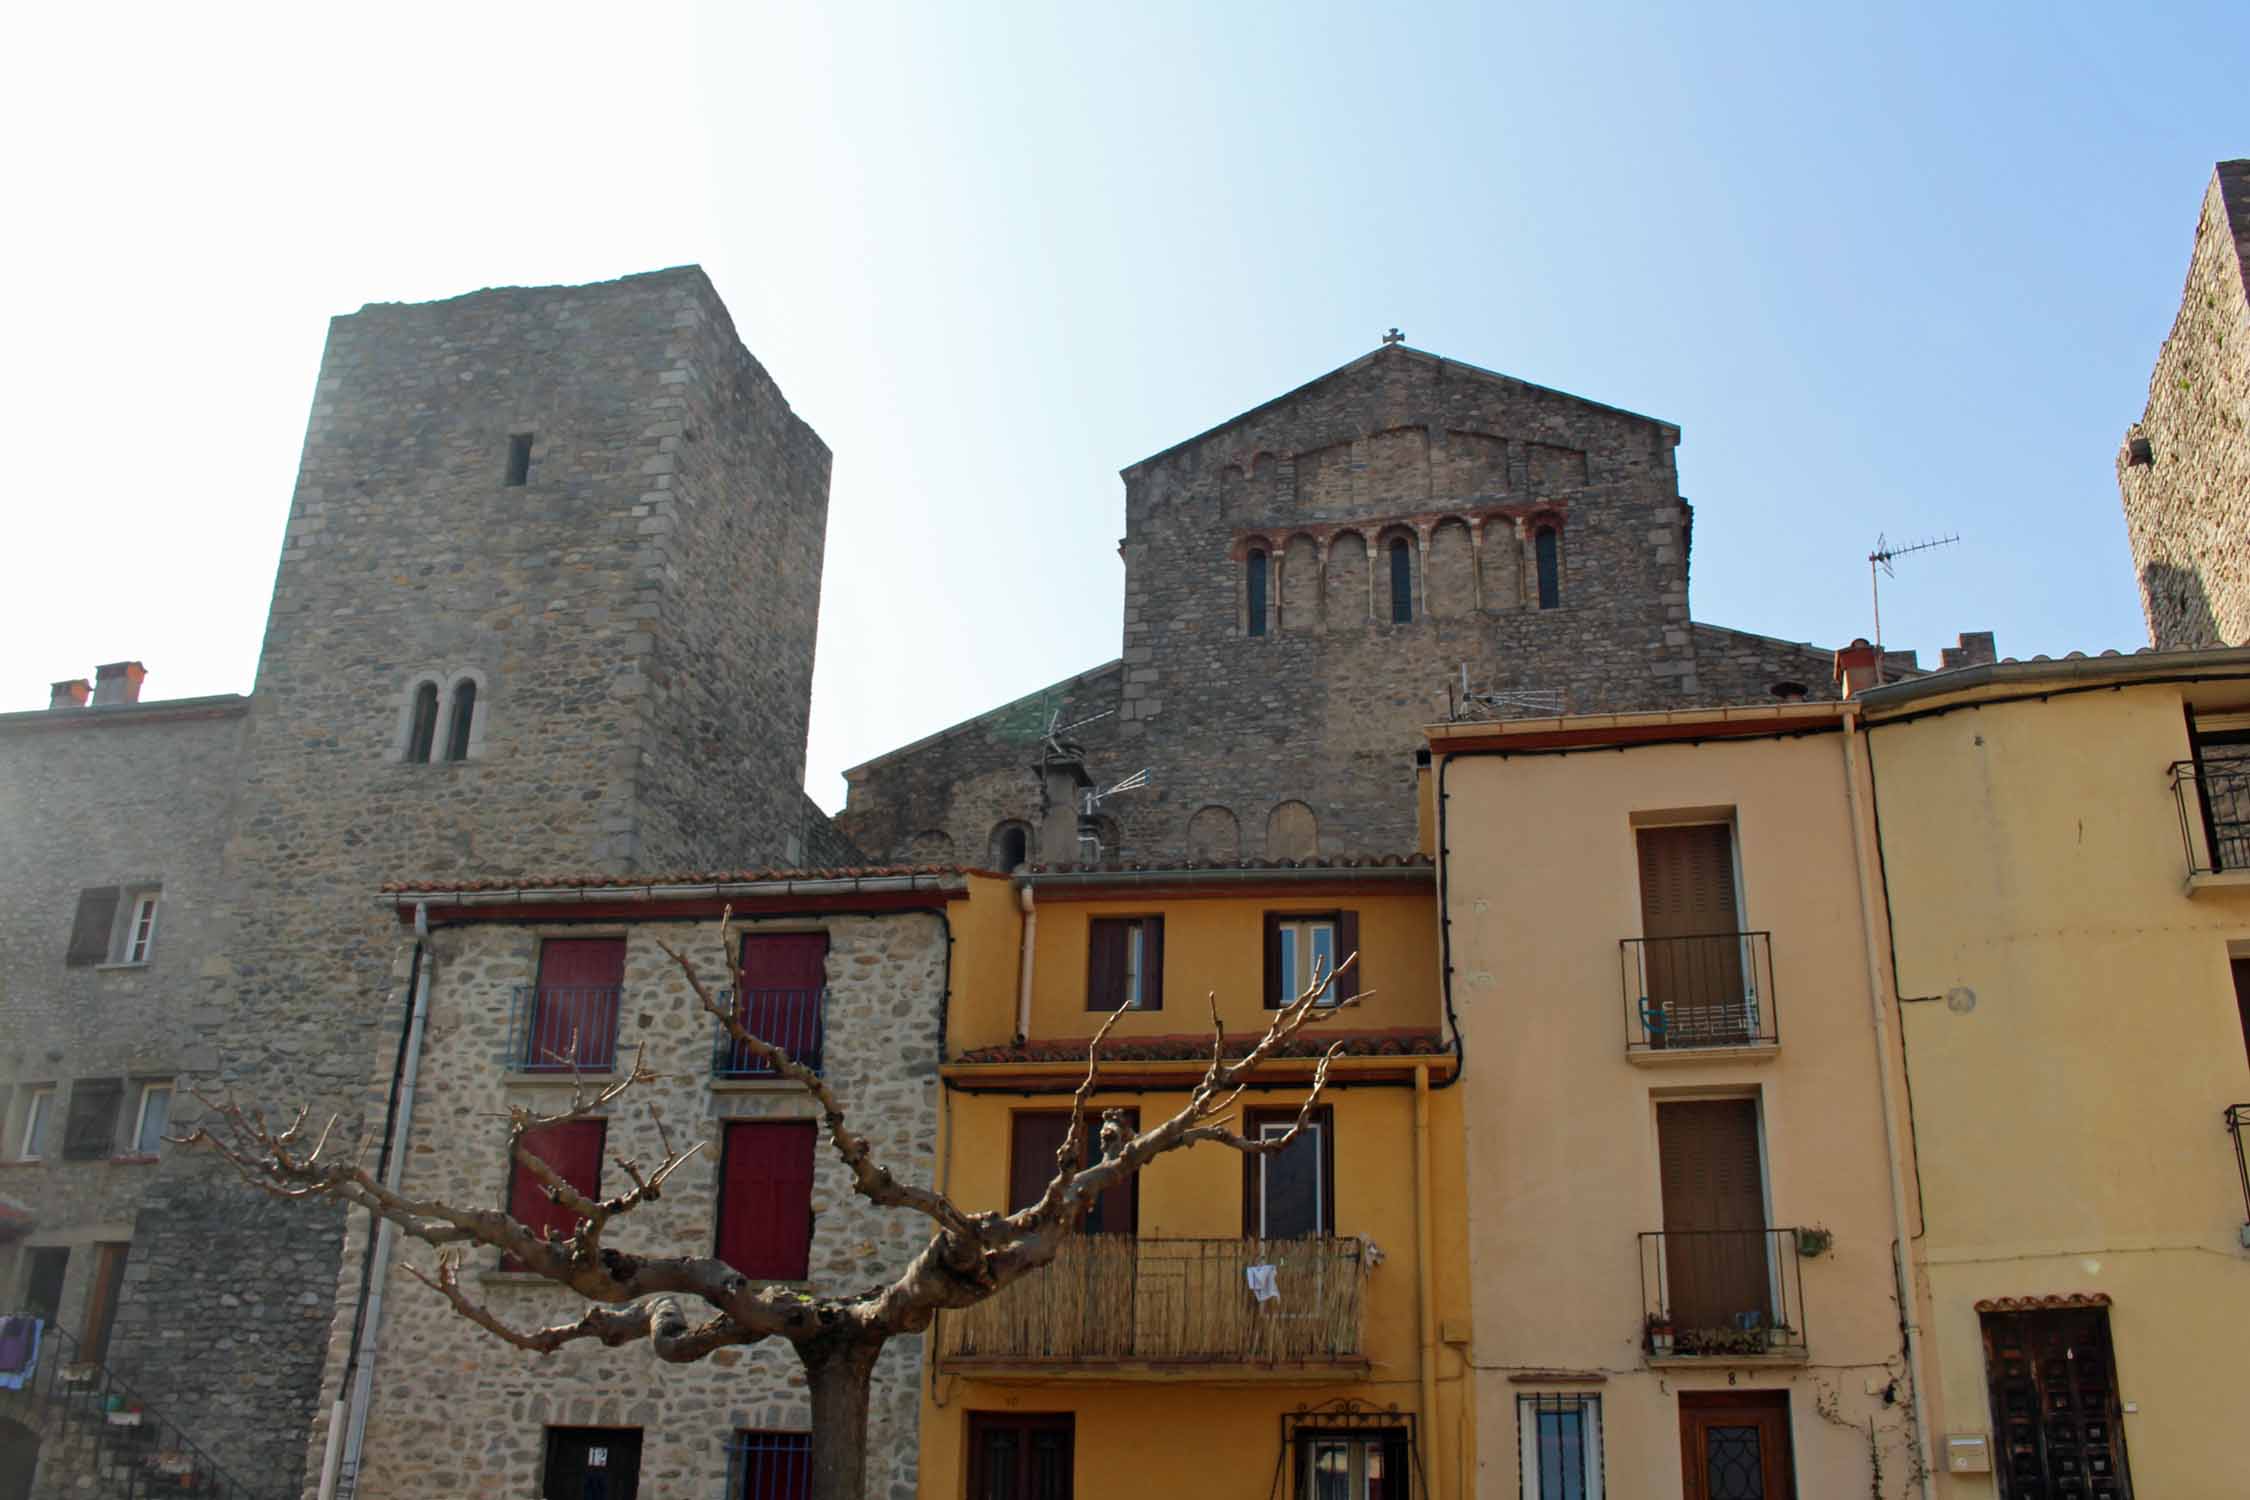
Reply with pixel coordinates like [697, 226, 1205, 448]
[1381, 328, 1405, 345]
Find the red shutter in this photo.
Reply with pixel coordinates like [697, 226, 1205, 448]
[507, 1119, 606, 1261]
[1008, 1111, 1135, 1232]
[738, 934, 830, 1064]
[533, 939, 626, 1070]
[1139, 918, 1165, 1012]
[718, 1121, 817, 1280]
[1086, 920, 1126, 1011]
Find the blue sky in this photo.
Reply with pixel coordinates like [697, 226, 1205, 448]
[3, 2, 2240, 809]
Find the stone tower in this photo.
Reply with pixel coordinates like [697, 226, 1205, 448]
[2120, 159, 2250, 650]
[838, 344, 1838, 865]
[102, 267, 833, 1486]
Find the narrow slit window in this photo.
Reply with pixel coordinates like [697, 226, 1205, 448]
[443, 681, 477, 762]
[1535, 526, 1560, 609]
[504, 433, 533, 486]
[1389, 538, 1413, 623]
[1247, 550, 1269, 637]
[405, 682, 439, 763]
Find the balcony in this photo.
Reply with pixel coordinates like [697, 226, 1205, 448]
[2228, 1104, 2250, 1245]
[1620, 932, 1778, 1057]
[938, 1234, 1371, 1377]
[713, 987, 828, 1078]
[2170, 755, 2250, 890]
[504, 986, 622, 1073]
[1638, 1227, 1809, 1362]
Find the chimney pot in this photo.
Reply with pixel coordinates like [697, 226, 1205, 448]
[1833, 638, 1882, 698]
[91, 661, 147, 707]
[49, 679, 91, 710]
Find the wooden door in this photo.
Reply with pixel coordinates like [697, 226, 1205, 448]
[1637, 825, 1746, 1044]
[738, 933, 829, 1069]
[967, 1413, 1072, 1500]
[532, 939, 625, 1071]
[1680, 1391, 1794, 1499]
[1657, 1100, 1770, 1336]
[1982, 1308, 2132, 1498]
[717, 1122, 818, 1280]
[81, 1243, 129, 1366]
[543, 1426, 642, 1500]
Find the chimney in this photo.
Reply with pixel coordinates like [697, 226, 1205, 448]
[1033, 752, 1094, 865]
[1833, 639, 1882, 698]
[1940, 631, 1998, 671]
[91, 661, 147, 707]
[49, 679, 91, 710]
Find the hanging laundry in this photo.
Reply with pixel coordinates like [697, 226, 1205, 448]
[1244, 1262, 1280, 1303]
[0, 1315, 42, 1390]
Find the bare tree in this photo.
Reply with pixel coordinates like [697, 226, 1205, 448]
[180, 912, 1361, 1500]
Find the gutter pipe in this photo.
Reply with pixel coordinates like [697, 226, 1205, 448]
[1840, 706, 1938, 1500]
[1412, 1064, 1441, 1500]
[1016, 885, 1037, 1040]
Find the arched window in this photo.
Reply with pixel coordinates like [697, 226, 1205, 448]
[1246, 550, 1269, 637]
[443, 680, 477, 762]
[1389, 538, 1413, 624]
[404, 683, 439, 764]
[990, 821, 1031, 871]
[1535, 526, 1561, 609]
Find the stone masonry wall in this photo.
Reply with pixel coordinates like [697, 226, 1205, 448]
[842, 347, 1842, 865]
[325, 911, 941, 1500]
[0, 701, 246, 1434]
[2121, 161, 2250, 650]
[102, 268, 834, 1492]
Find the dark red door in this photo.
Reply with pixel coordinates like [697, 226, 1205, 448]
[717, 1122, 818, 1280]
[531, 939, 625, 1071]
[968, 1414, 1073, 1500]
[732, 933, 829, 1073]
[506, 1120, 607, 1267]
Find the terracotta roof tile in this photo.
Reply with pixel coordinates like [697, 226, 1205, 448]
[381, 865, 973, 894]
[1021, 853, 1432, 876]
[955, 1027, 1447, 1066]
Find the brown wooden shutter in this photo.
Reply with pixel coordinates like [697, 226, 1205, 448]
[1656, 1099, 1767, 1330]
[66, 887, 121, 966]
[1263, 913, 1285, 1009]
[1139, 918, 1165, 1011]
[2233, 957, 2250, 1069]
[63, 1079, 123, 1160]
[1086, 919, 1126, 1012]
[1009, 1112, 1073, 1215]
[1335, 910, 1361, 1001]
[1636, 825, 1738, 939]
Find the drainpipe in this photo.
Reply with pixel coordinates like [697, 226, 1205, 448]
[1413, 1063, 1440, 1500]
[1015, 884, 1037, 1040]
[321, 907, 436, 1499]
[1839, 707, 1937, 1500]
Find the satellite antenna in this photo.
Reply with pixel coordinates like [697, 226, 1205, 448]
[1448, 662, 1565, 721]
[1868, 532, 1960, 684]
[1079, 768, 1151, 861]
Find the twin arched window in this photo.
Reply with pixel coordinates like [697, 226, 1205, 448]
[402, 675, 483, 764]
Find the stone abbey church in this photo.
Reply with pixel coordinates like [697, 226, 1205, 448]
[1, 262, 1958, 1495]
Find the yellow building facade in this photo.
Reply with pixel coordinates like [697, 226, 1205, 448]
[920, 859, 1471, 1500]
[1858, 649, 2250, 1497]
[1428, 706, 1931, 1499]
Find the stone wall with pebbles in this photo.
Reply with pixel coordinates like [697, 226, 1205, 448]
[327, 910, 943, 1500]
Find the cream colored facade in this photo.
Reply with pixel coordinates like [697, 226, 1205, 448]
[1859, 651, 2250, 1498]
[1431, 707, 1927, 1499]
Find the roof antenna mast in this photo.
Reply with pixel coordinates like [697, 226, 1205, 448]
[1868, 532, 1960, 685]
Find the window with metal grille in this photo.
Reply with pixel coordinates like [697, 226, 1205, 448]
[63, 1078, 123, 1160]
[1086, 916, 1163, 1011]
[1518, 1394, 1603, 1499]
[726, 1429, 812, 1500]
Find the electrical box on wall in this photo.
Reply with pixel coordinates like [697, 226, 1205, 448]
[1946, 1433, 1992, 1473]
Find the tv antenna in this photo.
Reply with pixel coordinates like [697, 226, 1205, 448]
[1079, 768, 1150, 861]
[1868, 532, 1959, 684]
[1043, 706, 1115, 761]
[1447, 663, 1564, 721]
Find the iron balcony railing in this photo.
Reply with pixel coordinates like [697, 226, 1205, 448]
[0, 1314, 272, 1498]
[504, 985, 622, 1073]
[939, 1234, 1369, 1368]
[1638, 1227, 1809, 1358]
[725, 1429, 812, 1500]
[713, 987, 828, 1077]
[1620, 932, 1777, 1051]
[2228, 1105, 2250, 1232]
[2170, 756, 2250, 875]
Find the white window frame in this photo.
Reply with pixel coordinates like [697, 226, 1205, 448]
[17, 1087, 56, 1161]
[1277, 919, 1342, 1006]
[1301, 1433, 1394, 1500]
[131, 1081, 173, 1156]
[1518, 1394, 1603, 1500]
[1123, 922, 1145, 1008]
[122, 891, 160, 964]
[1256, 1118, 1325, 1237]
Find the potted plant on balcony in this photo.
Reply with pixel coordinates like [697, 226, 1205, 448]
[1794, 1226, 1832, 1259]
[1644, 1311, 1675, 1356]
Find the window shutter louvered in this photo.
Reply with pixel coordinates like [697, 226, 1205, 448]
[505, 1119, 606, 1266]
[1085, 920, 1126, 1012]
[67, 887, 121, 966]
[1334, 910, 1360, 1002]
[63, 1080, 123, 1160]
[1263, 914, 1285, 1009]
[1140, 918, 1164, 1012]
[717, 1121, 817, 1280]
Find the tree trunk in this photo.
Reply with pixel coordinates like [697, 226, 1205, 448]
[802, 1332, 885, 1500]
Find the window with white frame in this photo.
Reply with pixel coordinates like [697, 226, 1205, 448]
[123, 892, 159, 964]
[15, 1087, 56, 1161]
[1267, 912, 1358, 1008]
[1519, 1394, 1602, 1499]
[1300, 1430, 1406, 1500]
[64, 885, 161, 967]
[131, 1082, 172, 1156]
